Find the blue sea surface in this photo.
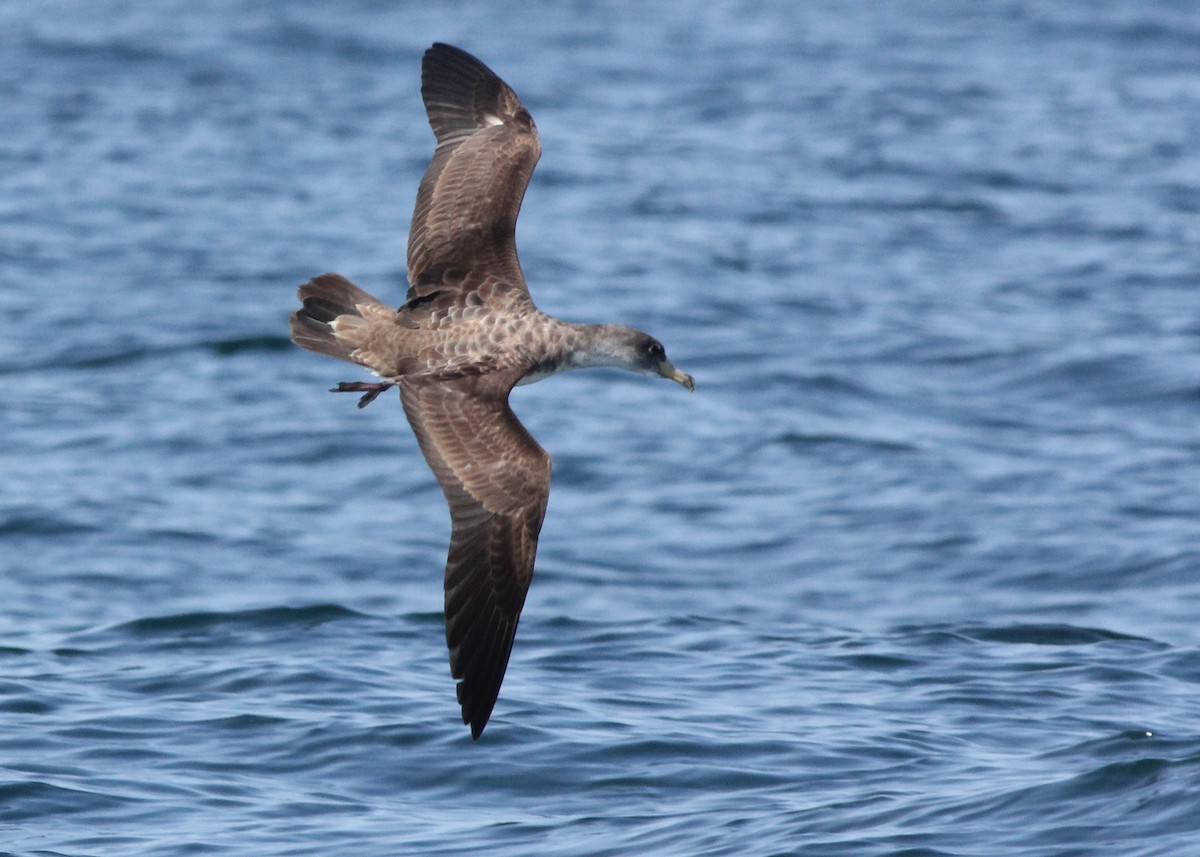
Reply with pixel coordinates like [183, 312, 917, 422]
[3, 1, 1200, 855]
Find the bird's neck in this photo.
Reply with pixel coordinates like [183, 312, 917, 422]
[516, 321, 630, 386]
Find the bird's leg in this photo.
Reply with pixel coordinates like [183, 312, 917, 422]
[330, 381, 395, 408]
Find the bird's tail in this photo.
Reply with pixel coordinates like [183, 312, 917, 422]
[289, 273, 390, 364]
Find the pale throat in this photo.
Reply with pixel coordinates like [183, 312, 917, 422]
[514, 322, 634, 386]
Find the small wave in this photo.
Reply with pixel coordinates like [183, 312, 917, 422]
[1057, 757, 1174, 798]
[771, 430, 917, 453]
[996, 352, 1167, 406]
[0, 780, 131, 822]
[248, 20, 406, 64]
[1041, 729, 1168, 762]
[27, 33, 172, 64]
[960, 168, 1073, 195]
[103, 604, 367, 640]
[196, 713, 291, 730]
[819, 190, 1007, 222]
[2, 334, 292, 377]
[934, 753, 1198, 851]
[0, 512, 97, 538]
[0, 681, 55, 714]
[956, 623, 1152, 646]
[206, 335, 294, 356]
[34, 344, 181, 373]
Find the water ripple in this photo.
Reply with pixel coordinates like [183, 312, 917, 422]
[3, 2, 1200, 855]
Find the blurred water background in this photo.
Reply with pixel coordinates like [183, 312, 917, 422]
[3, 1, 1200, 854]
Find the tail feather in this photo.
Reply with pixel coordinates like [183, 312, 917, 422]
[289, 273, 389, 364]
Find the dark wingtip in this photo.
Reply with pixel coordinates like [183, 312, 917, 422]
[424, 42, 486, 73]
[457, 678, 496, 740]
[421, 42, 530, 146]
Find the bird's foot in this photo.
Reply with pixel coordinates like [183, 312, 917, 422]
[331, 381, 395, 408]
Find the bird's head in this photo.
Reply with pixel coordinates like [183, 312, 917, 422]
[585, 326, 694, 392]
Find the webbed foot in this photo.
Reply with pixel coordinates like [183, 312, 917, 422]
[331, 381, 395, 408]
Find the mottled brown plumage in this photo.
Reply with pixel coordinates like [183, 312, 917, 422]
[289, 43, 692, 739]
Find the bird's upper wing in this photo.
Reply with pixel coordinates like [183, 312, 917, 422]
[406, 43, 541, 314]
[399, 372, 551, 738]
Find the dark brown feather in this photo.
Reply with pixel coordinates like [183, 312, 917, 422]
[399, 373, 551, 738]
[406, 43, 541, 314]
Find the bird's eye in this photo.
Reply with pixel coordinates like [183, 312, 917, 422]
[648, 342, 665, 359]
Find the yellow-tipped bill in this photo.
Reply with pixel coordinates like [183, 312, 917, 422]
[659, 361, 695, 392]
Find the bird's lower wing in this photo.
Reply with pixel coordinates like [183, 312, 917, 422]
[399, 374, 551, 738]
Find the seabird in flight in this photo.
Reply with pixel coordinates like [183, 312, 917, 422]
[289, 42, 693, 738]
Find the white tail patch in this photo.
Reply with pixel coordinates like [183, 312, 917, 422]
[331, 315, 369, 339]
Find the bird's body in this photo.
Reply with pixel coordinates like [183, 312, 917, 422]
[290, 43, 691, 738]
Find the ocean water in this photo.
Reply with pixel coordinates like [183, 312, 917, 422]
[3, 1, 1200, 854]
